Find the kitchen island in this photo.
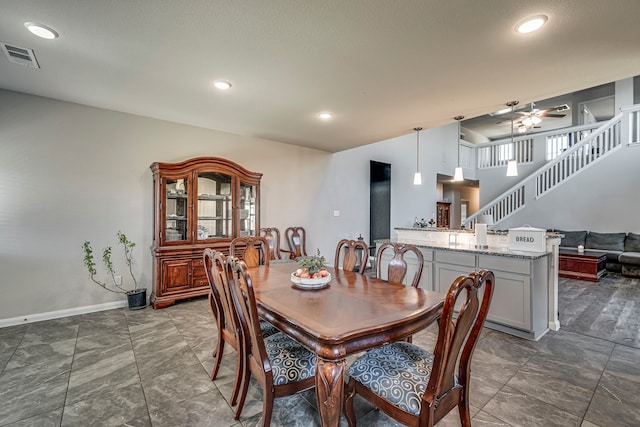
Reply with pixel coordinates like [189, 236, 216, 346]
[377, 227, 562, 340]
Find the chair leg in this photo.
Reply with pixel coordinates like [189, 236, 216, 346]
[458, 389, 472, 427]
[343, 378, 357, 427]
[230, 348, 244, 405]
[261, 388, 275, 427]
[234, 365, 252, 420]
[210, 337, 225, 380]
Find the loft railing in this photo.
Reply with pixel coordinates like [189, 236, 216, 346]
[463, 106, 640, 229]
[477, 137, 534, 169]
[544, 122, 602, 161]
[628, 105, 640, 145]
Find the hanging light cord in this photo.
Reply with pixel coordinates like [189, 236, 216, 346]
[507, 101, 519, 160]
[414, 127, 422, 171]
[454, 115, 464, 165]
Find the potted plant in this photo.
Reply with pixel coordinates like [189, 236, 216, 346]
[295, 249, 329, 278]
[82, 231, 147, 309]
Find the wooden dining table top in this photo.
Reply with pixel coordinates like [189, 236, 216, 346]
[247, 262, 446, 360]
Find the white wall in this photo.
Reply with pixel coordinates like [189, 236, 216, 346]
[0, 90, 332, 321]
[0, 89, 461, 323]
[496, 144, 640, 232]
[320, 123, 460, 254]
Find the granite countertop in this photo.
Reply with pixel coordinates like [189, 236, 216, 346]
[376, 238, 551, 260]
[395, 227, 563, 239]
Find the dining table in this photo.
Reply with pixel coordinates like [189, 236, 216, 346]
[247, 262, 446, 427]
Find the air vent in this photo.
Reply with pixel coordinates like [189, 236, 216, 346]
[1, 42, 40, 68]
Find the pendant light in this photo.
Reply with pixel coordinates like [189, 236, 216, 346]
[453, 116, 464, 182]
[506, 101, 519, 177]
[413, 127, 423, 185]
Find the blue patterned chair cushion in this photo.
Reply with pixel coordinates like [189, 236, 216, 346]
[264, 332, 316, 385]
[347, 342, 434, 416]
[259, 320, 279, 338]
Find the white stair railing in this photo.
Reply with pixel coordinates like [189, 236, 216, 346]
[536, 117, 621, 198]
[463, 108, 637, 229]
[464, 185, 526, 230]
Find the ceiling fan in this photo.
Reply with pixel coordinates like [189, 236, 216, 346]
[497, 103, 570, 132]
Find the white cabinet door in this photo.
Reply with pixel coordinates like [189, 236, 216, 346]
[485, 270, 531, 331]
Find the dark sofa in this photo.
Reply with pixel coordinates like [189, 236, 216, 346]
[556, 230, 640, 276]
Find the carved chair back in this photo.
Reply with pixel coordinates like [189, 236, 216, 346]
[334, 239, 369, 274]
[375, 243, 424, 287]
[229, 236, 270, 267]
[259, 227, 294, 260]
[284, 226, 307, 259]
[422, 269, 494, 424]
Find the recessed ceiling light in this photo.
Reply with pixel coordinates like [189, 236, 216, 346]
[515, 15, 548, 33]
[213, 80, 232, 90]
[24, 22, 58, 39]
[319, 112, 333, 120]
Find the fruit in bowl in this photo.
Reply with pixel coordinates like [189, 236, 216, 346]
[291, 250, 331, 288]
[293, 267, 330, 279]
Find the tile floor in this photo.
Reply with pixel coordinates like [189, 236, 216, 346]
[0, 273, 639, 426]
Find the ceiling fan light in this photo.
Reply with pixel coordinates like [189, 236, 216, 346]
[522, 117, 533, 127]
[506, 160, 519, 176]
[516, 15, 548, 33]
[518, 125, 527, 133]
[453, 167, 464, 182]
[531, 116, 542, 125]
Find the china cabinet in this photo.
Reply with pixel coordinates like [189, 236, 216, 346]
[436, 202, 451, 228]
[150, 157, 262, 308]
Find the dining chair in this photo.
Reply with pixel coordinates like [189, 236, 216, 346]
[375, 242, 424, 288]
[284, 226, 307, 259]
[230, 236, 271, 267]
[203, 249, 278, 406]
[227, 256, 317, 425]
[343, 269, 495, 427]
[259, 227, 294, 260]
[334, 239, 369, 274]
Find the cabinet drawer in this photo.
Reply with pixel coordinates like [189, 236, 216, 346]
[435, 251, 476, 267]
[192, 277, 208, 289]
[191, 258, 207, 279]
[479, 255, 531, 275]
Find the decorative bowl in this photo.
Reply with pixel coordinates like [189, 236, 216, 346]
[290, 272, 331, 290]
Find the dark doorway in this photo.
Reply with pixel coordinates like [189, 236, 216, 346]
[370, 161, 391, 255]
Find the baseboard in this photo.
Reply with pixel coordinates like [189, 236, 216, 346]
[0, 301, 128, 329]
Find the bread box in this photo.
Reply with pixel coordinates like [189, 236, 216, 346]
[508, 226, 547, 253]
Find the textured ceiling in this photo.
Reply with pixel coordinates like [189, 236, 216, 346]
[1, 1, 639, 152]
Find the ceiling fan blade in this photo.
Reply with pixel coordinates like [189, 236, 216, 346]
[538, 113, 566, 118]
[540, 104, 571, 113]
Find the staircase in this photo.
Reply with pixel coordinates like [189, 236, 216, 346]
[463, 105, 640, 230]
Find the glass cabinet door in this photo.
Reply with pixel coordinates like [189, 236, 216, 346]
[196, 172, 232, 240]
[239, 182, 258, 237]
[164, 177, 189, 242]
